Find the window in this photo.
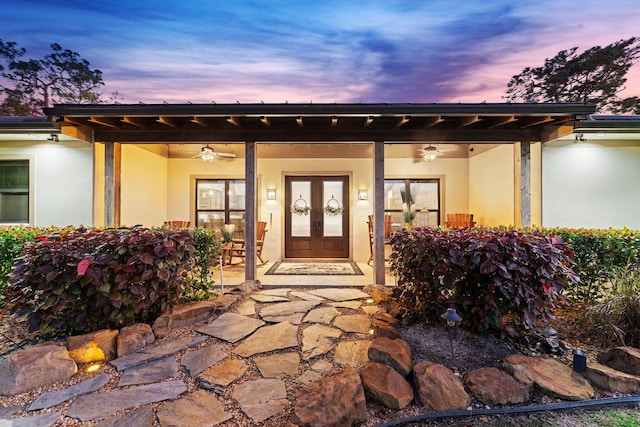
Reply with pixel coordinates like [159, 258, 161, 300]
[384, 179, 440, 230]
[0, 159, 29, 224]
[195, 179, 246, 237]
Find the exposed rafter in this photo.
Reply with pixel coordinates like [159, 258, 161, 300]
[121, 116, 148, 128]
[226, 116, 241, 127]
[156, 116, 178, 127]
[88, 117, 120, 128]
[520, 116, 554, 128]
[457, 115, 480, 128]
[190, 116, 208, 127]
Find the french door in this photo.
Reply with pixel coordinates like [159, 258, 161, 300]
[285, 176, 349, 258]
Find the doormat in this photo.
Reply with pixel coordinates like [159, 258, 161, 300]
[265, 262, 364, 276]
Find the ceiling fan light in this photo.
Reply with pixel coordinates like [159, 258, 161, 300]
[200, 146, 215, 162]
[423, 145, 438, 161]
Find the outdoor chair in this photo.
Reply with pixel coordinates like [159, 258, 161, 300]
[163, 220, 190, 228]
[367, 214, 392, 265]
[229, 221, 268, 265]
[445, 213, 475, 228]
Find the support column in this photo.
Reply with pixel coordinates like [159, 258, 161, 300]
[520, 139, 531, 228]
[104, 142, 121, 227]
[373, 141, 385, 285]
[244, 141, 257, 281]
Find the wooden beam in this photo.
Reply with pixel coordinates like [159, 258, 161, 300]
[520, 116, 553, 128]
[487, 115, 516, 129]
[296, 116, 303, 128]
[331, 116, 338, 127]
[156, 116, 178, 127]
[373, 140, 385, 285]
[260, 116, 271, 127]
[520, 139, 531, 227]
[424, 116, 444, 127]
[121, 116, 148, 128]
[395, 116, 410, 128]
[64, 117, 88, 126]
[190, 116, 209, 127]
[89, 117, 120, 128]
[457, 115, 480, 128]
[244, 141, 257, 281]
[226, 116, 241, 127]
[104, 142, 121, 227]
[364, 116, 374, 127]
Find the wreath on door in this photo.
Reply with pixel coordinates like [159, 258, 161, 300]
[323, 196, 344, 216]
[291, 195, 312, 216]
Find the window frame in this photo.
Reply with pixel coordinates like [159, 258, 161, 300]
[194, 178, 246, 235]
[383, 178, 441, 229]
[0, 156, 32, 225]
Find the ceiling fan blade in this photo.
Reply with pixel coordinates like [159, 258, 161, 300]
[215, 152, 236, 158]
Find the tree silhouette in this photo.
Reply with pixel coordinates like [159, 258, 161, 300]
[504, 37, 640, 113]
[0, 40, 105, 116]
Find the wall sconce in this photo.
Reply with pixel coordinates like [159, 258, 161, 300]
[267, 188, 277, 200]
[358, 189, 368, 200]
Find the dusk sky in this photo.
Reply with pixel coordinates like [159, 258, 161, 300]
[2, 0, 640, 105]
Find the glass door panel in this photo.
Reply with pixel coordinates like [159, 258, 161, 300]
[291, 180, 311, 237]
[323, 180, 343, 237]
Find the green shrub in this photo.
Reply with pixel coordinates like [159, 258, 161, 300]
[539, 228, 640, 301]
[182, 227, 222, 302]
[581, 265, 640, 348]
[390, 227, 576, 336]
[7, 227, 195, 337]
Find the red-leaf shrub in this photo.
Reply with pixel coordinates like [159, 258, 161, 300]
[7, 227, 195, 336]
[389, 227, 577, 336]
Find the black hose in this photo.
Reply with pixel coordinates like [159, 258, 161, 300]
[378, 395, 640, 427]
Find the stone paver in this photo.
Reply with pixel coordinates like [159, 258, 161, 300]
[297, 359, 334, 385]
[196, 312, 265, 343]
[254, 288, 292, 297]
[307, 288, 370, 301]
[94, 406, 155, 427]
[236, 300, 256, 316]
[289, 291, 325, 301]
[251, 294, 290, 303]
[181, 343, 227, 376]
[28, 374, 109, 411]
[329, 300, 362, 309]
[157, 390, 231, 426]
[258, 300, 322, 323]
[67, 380, 187, 421]
[198, 359, 248, 391]
[334, 340, 371, 367]
[304, 306, 341, 324]
[0, 412, 61, 427]
[333, 314, 371, 334]
[110, 335, 204, 371]
[301, 324, 342, 360]
[232, 379, 288, 423]
[234, 322, 299, 357]
[118, 356, 178, 387]
[254, 352, 300, 378]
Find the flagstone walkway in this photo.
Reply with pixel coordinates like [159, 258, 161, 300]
[0, 287, 379, 426]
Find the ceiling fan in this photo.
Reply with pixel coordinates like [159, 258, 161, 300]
[193, 145, 237, 162]
[413, 144, 457, 162]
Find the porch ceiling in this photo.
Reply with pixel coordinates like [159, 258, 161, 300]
[45, 102, 595, 144]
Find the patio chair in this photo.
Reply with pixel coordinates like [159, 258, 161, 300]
[445, 213, 475, 228]
[163, 220, 190, 228]
[229, 221, 268, 265]
[367, 214, 392, 265]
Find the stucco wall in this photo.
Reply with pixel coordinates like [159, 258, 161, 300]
[469, 145, 515, 227]
[0, 141, 93, 227]
[542, 142, 640, 229]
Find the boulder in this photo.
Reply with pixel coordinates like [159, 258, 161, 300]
[413, 361, 470, 411]
[586, 361, 640, 394]
[292, 367, 366, 427]
[360, 362, 414, 409]
[0, 342, 77, 396]
[67, 329, 119, 362]
[503, 354, 595, 401]
[465, 367, 529, 406]
[117, 323, 154, 357]
[597, 347, 640, 376]
[362, 284, 393, 303]
[368, 337, 412, 376]
[152, 300, 217, 337]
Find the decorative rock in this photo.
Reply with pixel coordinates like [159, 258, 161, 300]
[232, 379, 288, 423]
[110, 335, 205, 371]
[234, 322, 298, 357]
[333, 314, 371, 334]
[597, 347, 640, 376]
[413, 361, 471, 411]
[303, 307, 341, 324]
[236, 300, 256, 316]
[116, 323, 154, 357]
[157, 390, 231, 426]
[372, 321, 400, 340]
[0, 412, 62, 427]
[28, 374, 109, 411]
[212, 293, 240, 312]
[334, 340, 371, 367]
[301, 324, 342, 360]
[67, 380, 187, 421]
[361, 362, 414, 409]
[255, 352, 300, 378]
[180, 343, 227, 376]
[67, 329, 119, 362]
[329, 301, 362, 310]
[362, 305, 379, 315]
[465, 367, 529, 406]
[0, 406, 23, 417]
[152, 300, 217, 336]
[368, 337, 413, 376]
[94, 406, 155, 427]
[362, 284, 393, 303]
[503, 355, 595, 401]
[307, 288, 370, 301]
[372, 312, 401, 328]
[298, 360, 334, 385]
[292, 367, 366, 427]
[0, 342, 77, 396]
[196, 312, 265, 343]
[118, 356, 178, 387]
[259, 300, 322, 323]
[197, 359, 248, 392]
[586, 361, 640, 393]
